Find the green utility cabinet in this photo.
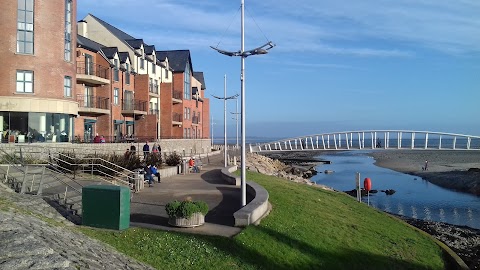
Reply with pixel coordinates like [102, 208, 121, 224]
[82, 185, 130, 230]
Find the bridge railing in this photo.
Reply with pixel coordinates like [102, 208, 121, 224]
[250, 130, 480, 152]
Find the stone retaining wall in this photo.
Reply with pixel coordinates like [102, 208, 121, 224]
[220, 165, 270, 227]
[0, 139, 212, 157]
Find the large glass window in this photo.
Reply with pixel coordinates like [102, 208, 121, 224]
[184, 63, 191, 99]
[17, 0, 34, 54]
[0, 112, 73, 143]
[64, 0, 72, 61]
[114, 88, 119, 105]
[16, 70, 33, 93]
[140, 58, 145, 69]
[64, 76, 72, 97]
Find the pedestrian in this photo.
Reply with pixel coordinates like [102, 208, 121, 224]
[151, 164, 160, 183]
[144, 164, 154, 187]
[152, 143, 159, 153]
[143, 141, 150, 159]
[130, 143, 136, 153]
[424, 160, 428, 171]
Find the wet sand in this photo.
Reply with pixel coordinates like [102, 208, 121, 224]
[369, 150, 480, 196]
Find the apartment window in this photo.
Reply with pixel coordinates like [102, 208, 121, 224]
[187, 108, 191, 120]
[149, 78, 153, 92]
[125, 63, 130, 85]
[16, 70, 33, 93]
[184, 107, 187, 119]
[17, 0, 34, 54]
[165, 68, 169, 79]
[113, 88, 119, 105]
[64, 0, 72, 61]
[184, 64, 191, 99]
[154, 79, 158, 93]
[113, 59, 119, 81]
[183, 128, 187, 139]
[64, 76, 72, 97]
[140, 58, 145, 69]
[152, 63, 156, 74]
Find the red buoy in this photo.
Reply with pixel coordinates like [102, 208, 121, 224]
[364, 178, 372, 191]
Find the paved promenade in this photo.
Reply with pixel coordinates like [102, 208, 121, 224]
[130, 153, 243, 237]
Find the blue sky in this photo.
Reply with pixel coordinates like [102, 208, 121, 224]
[78, 0, 480, 139]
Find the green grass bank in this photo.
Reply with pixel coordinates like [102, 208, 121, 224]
[80, 171, 447, 269]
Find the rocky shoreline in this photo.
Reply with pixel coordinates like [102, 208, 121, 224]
[253, 150, 480, 269]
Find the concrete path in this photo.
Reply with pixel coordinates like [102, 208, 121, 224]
[130, 152, 244, 237]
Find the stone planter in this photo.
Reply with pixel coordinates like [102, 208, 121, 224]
[168, 212, 205, 228]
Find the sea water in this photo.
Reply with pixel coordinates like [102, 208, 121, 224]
[312, 151, 480, 229]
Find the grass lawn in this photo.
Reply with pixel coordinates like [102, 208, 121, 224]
[79, 171, 446, 269]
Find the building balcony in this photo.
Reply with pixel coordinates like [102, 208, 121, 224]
[149, 84, 159, 96]
[172, 112, 182, 126]
[192, 116, 200, 125]
[148, 109, 159, 115]
[76, 62, 110, 85]
[121, 99, 148, 116]
[77, 95, 110, 116]
[172, 90, 182, 104]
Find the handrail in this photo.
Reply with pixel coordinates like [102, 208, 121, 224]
[17, 145, 135, 187]
[49, 153, 133, 186]
[0, 147, 83, 196]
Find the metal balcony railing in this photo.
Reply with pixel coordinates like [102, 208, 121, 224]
[122, 99, 148, 111]
[77, 61, 109, 79]
[77, 95, 109, 110]
[192, 116, 200, 124]
[149, 84, 159, 94]
[172, 90, 182, 100]
[172, 112, 182, 122]
[148, 109, 159, 115]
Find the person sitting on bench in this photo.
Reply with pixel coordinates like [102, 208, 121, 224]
[188, 157, 199, 173]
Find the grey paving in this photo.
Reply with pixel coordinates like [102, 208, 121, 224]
[130, 153, 244, 237]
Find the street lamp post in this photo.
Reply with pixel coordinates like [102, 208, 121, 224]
[211, 116, 215, 147]
[230, 97, 240, 148]
[211, 0, 275, 206]
[212, 74, 239, 168]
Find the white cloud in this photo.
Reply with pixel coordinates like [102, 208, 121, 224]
[78, 0, 480, 57]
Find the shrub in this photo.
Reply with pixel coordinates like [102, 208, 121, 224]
[145, 152, 162, 167]
[165, 200, 209, 218]
[165, 152, 182, 166]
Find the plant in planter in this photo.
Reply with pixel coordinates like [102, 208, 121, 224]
[165, 199, 209, 228]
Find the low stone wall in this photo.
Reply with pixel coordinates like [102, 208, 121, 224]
[0, 139, 212, 158]
[220, 165, 270, 227]
[159, 165, 180, 179]
[233, 181, 269, 227]
[221, 165, 240, 186]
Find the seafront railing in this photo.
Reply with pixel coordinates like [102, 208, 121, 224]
[250, 130, 480, 153]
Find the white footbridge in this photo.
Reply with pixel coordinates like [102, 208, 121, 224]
[250, 130, 480, 153]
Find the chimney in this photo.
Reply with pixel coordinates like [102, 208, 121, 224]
[78, 20, 88, 38]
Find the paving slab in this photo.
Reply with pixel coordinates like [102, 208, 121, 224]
[130, 152, 244, 237]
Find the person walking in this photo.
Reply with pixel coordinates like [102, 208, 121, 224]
[424, 160, 428, 171]
[143, 141, 150, 159]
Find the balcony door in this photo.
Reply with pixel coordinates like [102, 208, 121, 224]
[85, 54, 93, 75]
[84, 86, 93, 107]
[124, 90, 133, 110]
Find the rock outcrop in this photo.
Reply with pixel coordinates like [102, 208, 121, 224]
[246, 153, 331, 190]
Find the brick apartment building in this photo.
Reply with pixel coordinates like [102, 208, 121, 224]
[0, 0, 78, 143]
[0, 2, 210, 143]
[76, 14, 210, 141]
